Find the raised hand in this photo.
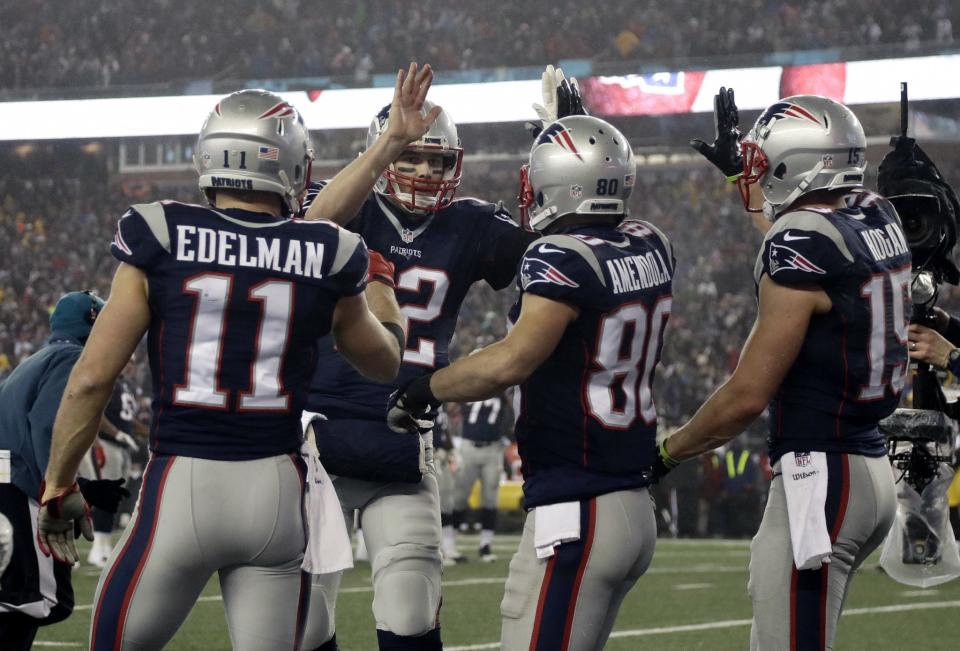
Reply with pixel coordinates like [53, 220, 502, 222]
[529, 64, 588, 138]
[384, 62, 443, 148]
[690, 87, 743, 180]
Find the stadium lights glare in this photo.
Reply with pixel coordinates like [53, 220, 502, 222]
[0, 54, 957, 141]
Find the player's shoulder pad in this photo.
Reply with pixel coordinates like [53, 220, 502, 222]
[112, 202, 172, 270]
[129, 202, 172, 252]
[754, 209, 854, 284]
[522, 234, 606, 289]
[849, 188, 903, 227]
[330, 226, 365, 276]
[619, 219, 675, 272]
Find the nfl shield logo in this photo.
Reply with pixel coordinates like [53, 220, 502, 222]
[400, 228, 416, 243]
[794, 451, 811, 467]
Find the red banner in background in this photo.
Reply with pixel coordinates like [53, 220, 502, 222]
[581, 71, 707, 117]
[780, 63, 846, 100]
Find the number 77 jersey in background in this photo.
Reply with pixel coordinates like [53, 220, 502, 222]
[110, 200, 369, 460]
[754, 188, 912, 464]
[508, 220, 675, 510]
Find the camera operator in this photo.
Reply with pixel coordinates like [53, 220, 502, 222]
[877, 98, 960, 381]
[875, 87, 960, 582]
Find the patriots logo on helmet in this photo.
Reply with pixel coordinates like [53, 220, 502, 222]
[768, 242, 826, 276]
[757, 102, 825, 128]
[520, 256, 580, 290]
[536, 122, 584, 161]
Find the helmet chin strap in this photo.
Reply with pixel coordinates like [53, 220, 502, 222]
[278, 170, 297, 214]
[764, 160, 825, 221]
[529, 205, 559, 232]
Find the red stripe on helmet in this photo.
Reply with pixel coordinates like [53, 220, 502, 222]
[785, 104, 821, 125]
[558, 129, 584, 161]
[258, 102, 293, 119]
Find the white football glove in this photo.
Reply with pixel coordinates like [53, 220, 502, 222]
[532, 65, 584, 128]
[37, 483, 93, 564]
[532, 64, 563, 127]
[114, 431, 140, 453]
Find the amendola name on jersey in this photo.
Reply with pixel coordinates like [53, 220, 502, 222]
[302, 181, 529, 420]
[754, 189, 911, 462]
[509, 220, 675, 509]
[111, 200, 369, 460]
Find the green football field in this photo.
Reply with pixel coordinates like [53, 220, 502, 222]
[37, 533, 960, 650]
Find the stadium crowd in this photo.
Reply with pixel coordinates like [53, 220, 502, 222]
[1, 0, 955, 91]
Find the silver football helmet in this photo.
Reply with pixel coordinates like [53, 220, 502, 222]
[519, 115, 635, 233]
[367, 99, 463, 212]
[195, 89, 314, 215]
[739, 95, 866, 220]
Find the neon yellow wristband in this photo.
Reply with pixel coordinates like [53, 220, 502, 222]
[658, 440, 680, 468]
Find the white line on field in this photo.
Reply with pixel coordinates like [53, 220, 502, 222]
[673, 583, 714, 590]
[73, 564, 750, 611]
[486, 545, 750, 558]
[74, 594, 223, 612]
[900, 589, 939, 597]
[467, 535, 752, 548]
[444, 600, 960, 650]
[32, 644, 82, 648]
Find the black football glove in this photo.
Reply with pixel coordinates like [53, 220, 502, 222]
[648, 440, 681, 484]
[690, 87, 743, 181]
[77, 477, 130, 513]
[387, 375, 438, 435]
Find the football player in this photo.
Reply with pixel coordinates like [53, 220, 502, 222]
[294, 68, 586, 651]
[389, 115, 673, 651]
[453, 391, 513, 562]
[83, 357, 142, 568]
[38, 71, 438, 649]
[298, 102, 534, 651]
[658, 91, 904, 650]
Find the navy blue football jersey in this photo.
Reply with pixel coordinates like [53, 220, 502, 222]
[100, 376, 137, 440]
[302, 183, 531, 421]
[509, 220, 675, 509]
[754, 189, 911, 462]
[461, 394, 511, 443]
[111, 200, 368, 460]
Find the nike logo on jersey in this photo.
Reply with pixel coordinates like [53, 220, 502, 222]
[782, 231, 810, 241]
[537, 244, 566, 255]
